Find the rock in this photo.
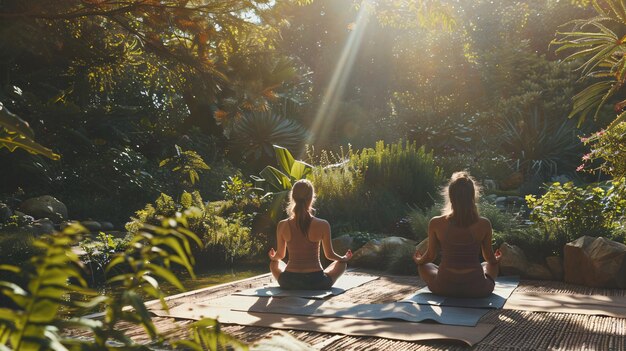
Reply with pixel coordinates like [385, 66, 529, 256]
[100, 221, 115, 231]
[546, 256, 564, 281]
[380, 236, 417, 249]
[525, 263, 552, 280]
[500, 171, 523, 190]
[32, 218, 55, 235]
[498, 243, 529, 276]
[81, 220, 102, 232]
[351, 239, 383, 268]
[484, 194, 498, 203]
[351, 236, 417, 268]
[0, 202, 12, 223]
[333, 235, 353, 254]
[18, 196, 68, 223]
[564, 236, 626, 288]
[495, 197, 507, 208]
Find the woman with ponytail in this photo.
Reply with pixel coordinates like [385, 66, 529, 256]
[413, 171, 502, 297]
[268, 179, 352, 290]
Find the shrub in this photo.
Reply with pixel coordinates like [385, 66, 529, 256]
[406, 205, 440, 241]
[126, 190, 260, 268]
[351, 140, 443, 209]
[310, 141, 443, 233]
[526, 181, 624, 245]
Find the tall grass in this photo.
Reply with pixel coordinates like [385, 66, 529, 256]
[309, 140, 443, 233]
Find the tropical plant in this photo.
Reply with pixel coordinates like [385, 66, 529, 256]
[253, 145, 313, 221]
[552, 0, 626, 128]
[126, 191, 257, 267]
[526, 181, 626, 244]
[580, 122, 626, 177]
[498, 105, 583, 180]
[160, 145, 210, 189]
[230, 112, 309, 167]
[0, 212, 311, 350]
[0, 103, 59, 160]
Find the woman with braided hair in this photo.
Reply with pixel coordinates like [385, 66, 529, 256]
[413, 171, 502, 297]
[268, 179, 352, 289]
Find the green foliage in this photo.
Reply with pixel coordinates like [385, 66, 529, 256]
[350, 140, 442, 210]
[580, 122, 626, 177]
[0, 210, 269, 350]
[0, 103, 59, 160]
[160, 145, 210, 189]
[80, 232, 130, 285]
[498, 106, 583, 180]
[552, 0, 626, 127]
[254, 145, 313, 222]
[126, 191, 258, 267]
[230, 111, 309, 166]
[308, 141, 442, 232]
[0, 224, 97, 350]
[526, 181, 626, 245]
[406, 205, 441, 241]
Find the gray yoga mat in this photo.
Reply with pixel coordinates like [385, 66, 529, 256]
[209, 295, 489, 327]
[401, 276, 519, 309]
[234, 274, 378, 299]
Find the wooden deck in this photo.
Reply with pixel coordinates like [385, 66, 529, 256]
[70, 270, 626, 350]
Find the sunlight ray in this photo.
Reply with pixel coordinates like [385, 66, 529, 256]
[304, 1, 372, 152]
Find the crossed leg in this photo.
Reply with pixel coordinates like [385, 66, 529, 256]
[324, 260, 348, 283]
[417, 263, 439, 291]
[482, 261, 499, 279]
[269, 259, 286, 282]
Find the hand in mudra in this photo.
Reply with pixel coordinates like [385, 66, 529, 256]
[342, 249, 353, 262]
[494, 249, 502, 263]
[268, 248, 279, 261]
[412, 249, 423, 265]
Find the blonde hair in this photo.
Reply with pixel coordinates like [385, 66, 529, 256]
[441, 171, 481, 227]
[286, 179, 315, 236]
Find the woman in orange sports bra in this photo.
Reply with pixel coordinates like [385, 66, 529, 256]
[413, 171, 502, 297]
[268, 179, 352, 290]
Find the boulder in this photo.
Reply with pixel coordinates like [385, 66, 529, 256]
[0, 202, 12, 223]
[100, 221, 115, 231]
[18, 196, 68, 223]
[564, 236, 626, 288]
[351, 236, 417, 268]
[32, 218, 55, 235]
[351, 239, 383, 268]
[525, 263, 552, 280]
[498, 243, 529, 276]
[81, 220, 102, 233]
[546, 256, 564, 281]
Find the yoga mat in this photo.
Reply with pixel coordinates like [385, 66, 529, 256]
[234, 274, 378, 299]
[503, 291, 626, 318]
[151, 302, 495, 346]
[401, 276, 519, 309]
[208, 295, 489, 327]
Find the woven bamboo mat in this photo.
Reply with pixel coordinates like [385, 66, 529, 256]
[65, 271, 626, 350]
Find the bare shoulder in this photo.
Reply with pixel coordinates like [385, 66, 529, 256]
[311, 217, 330, 229]
[429, 215, 447, 228]
[477, 217, 492, 228]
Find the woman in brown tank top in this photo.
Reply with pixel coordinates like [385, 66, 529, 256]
[413, 171, 502, 297]
[268, 179, 352, 290]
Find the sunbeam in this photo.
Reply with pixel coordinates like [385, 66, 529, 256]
[304, 0, 372, 151]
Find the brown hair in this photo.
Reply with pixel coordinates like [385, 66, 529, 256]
[441, 171, 481, 227]
[286, 179, 315, 236]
